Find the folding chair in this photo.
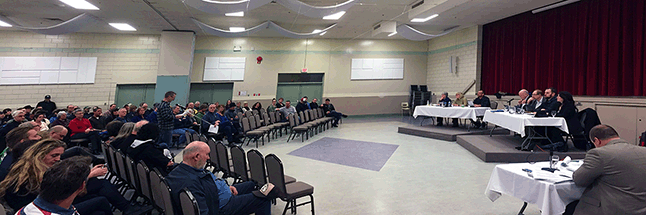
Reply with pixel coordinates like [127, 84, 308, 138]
[266, 154, 315, 215]
[179, 188, 200, 215]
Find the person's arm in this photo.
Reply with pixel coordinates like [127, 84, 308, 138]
[482, 97, 491, 107]
[573, 149, 604, 187]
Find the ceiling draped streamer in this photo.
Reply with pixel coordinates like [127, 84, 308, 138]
[274, 0, 357, 18]
[182, 0, 273, 15]
[192, 18, 336, 39]
[1, 13, 101, 35]
[192, 18, 269, 37]
[395, 24, 457, 41]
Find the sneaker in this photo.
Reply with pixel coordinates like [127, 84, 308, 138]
[342, 114, 348, 118]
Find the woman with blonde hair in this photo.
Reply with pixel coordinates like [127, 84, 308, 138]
[0, 138, 148, 214]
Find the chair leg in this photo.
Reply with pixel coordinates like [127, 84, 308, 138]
[282, 200, 291, 215]
[310, 195, 315, 215]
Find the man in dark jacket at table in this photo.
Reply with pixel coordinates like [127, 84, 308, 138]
[471, 90, 490, 128]
[166, 141, 270, 215]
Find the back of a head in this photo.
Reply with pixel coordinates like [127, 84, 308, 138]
[116, 122, 136, 139]
[106, 121, 124, 137]
[559, 91, 574, 104]
[5, 126, 32, 149]
[136, 123, 159, 141]
[589, 124, 619, 141]
[134, 120, 149, 134]
[40, 156, 91, 203]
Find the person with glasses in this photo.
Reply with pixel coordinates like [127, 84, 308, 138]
[526, 89, 544, 112]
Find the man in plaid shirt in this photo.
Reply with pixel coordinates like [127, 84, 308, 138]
[157, 91, 176, 148]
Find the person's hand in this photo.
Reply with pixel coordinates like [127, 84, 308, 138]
[326, 111, 330, 114]
[474, 104, 482, 107]
[275, 108, 280, 111]
[453, 104, 459, 106]
[528, 97, 535, 103]
[175, 115, 183, 119]
[215, 120, 220, 126]
[167, 161, 174, 166]
[85, 128, 91, 133]
[229, 186, 238, 195]
[88, 164, 108, 178]
[193, 122, 198, 125]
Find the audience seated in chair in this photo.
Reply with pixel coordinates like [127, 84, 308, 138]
[267, 98, 277, 113]
[126, 123, 174, 176]
[309, 98, 319, 110]
[68, 110, 101, 154]
[213, 104, 242, 145]
[296, 96, 310, 113]
[225, 103, 242, 135]
[166, 141, 271, 215]
[88, 107, 106, 131]
[322, 98, 347, 127]
[112, 108, 128, 123]
[109, 122, 136, 153]
[277, 100, 297, 122]
[172, 106, 198, 148]
[0, 111, 27, 150]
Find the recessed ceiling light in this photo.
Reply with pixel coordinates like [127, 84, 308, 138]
[323, 11, 345, 20]
[59, 0, 99, 10]
[225, 11, 244, 17]
[0, 20, 12, 27]
[109, 23, 136, 31]
[387, 32, 397, 37]
[411, 14, 438, 23]
[319, 32, 327, 36]
[312, 29, 323, 34]
[229, 27, 245, 32]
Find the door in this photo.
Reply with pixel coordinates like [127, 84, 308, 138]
[115, 84, 156, 107]
[276, 83, 323, 104]
[189, 83, 234, 105]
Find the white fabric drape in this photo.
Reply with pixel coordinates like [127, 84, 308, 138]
[193, 19, 336, 39]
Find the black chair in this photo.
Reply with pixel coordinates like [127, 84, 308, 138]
[179, 188, 200, 215]
[215, 142, 234, 180]
[265, 154, 314, 215]
[159, 179, 175, 215]
[149, 169, 166, 214]
[230, 145, 249, 183]
[136, 161, 153, 204]
[206, 138, 220, 173]
[247, 149, 296, 186]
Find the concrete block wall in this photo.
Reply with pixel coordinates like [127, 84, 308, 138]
[426, 26, 482, 98]
[0, 31, 160, 110]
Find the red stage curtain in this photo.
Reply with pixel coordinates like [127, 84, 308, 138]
[481, 0, 646, 96]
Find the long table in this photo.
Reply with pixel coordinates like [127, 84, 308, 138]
[483, 111, 569, 150]
[486, 161, 586, 215]
[413, 106, 490, 122]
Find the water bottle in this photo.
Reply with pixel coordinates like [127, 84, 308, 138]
[427, 100, 430, 106]
[448, 100, 452, 107]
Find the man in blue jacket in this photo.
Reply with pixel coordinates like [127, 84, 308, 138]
[166, 141, 270, 215]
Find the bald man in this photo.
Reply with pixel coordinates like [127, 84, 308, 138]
[166, 141, 270, 215]
[516, 89, 530, 110]
[48, 125, 68, 141]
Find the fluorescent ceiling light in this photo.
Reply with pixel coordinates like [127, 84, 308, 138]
[59, 0, 100, 10]
[319, 32, 326, 36]
[411, 14, 438, 23]
[387, 32, 397, 37]
[312, 29, 323, 34]
[229, 27, 245, 32]
[323, 11, 345, 20]
[225, 11, 244, 17]
[109, 23, 136, 31]
[0, 20, 11, 27]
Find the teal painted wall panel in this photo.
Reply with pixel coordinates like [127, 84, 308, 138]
[154, 75, 191, 106]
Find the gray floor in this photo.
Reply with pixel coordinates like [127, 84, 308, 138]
[173, 115, 543, 215]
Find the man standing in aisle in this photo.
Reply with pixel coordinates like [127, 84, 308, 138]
[36, 95, 57, 117]
[157, 91, 176, 148]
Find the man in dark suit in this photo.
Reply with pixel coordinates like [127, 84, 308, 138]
[540, 87, 560, 112]
[526, 89, 544, 112]
[565, 124, 646, 215]
[516, 89, 531, 110]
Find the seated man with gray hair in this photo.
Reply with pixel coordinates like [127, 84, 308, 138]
[436, 92, 452, 126]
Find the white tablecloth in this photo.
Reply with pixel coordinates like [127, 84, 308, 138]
[483, 111, 569, 137]
[412, 106, 490, 121]
[485, 162, 586, 215]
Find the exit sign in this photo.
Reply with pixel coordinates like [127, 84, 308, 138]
[301, 68, 308, 73]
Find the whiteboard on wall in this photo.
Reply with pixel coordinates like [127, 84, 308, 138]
[351, 58, 404, 80]
[203, 57, 246, 81]
[0, 57, 97, 85]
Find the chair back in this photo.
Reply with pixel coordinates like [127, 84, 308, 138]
[199, 134, 208, 142]
[115, 151, 129, 184]
[265, 154, 287, 197]
[275, 112, 283, 122]
[136, 161, 152, 200]
[101, 143, 112, 170]
[159, 179, 175, 215]
[243, 111, 252, 117]
[254, 115, 263, 127]
[185, 130, 192, 145]
[191, 133, 200, 143]
[269, 111, 277, 124]
[179, 188, 200, 215]
[491, 101, 499, 109]
[263, 113, 271, 125]
[125, 155, 139, 192]
[288, 114, 296, 128]
[246, 149, 267, 185]
[230, 145, 249, 181]
[249, 116, 257, 130]
[298, 112, 306, 124]
[252, 109, 259, 117]
[237, 112, 243, 121]
[241, 117, 251, 133]
[309, 109, 317, 120]
[304, 110, 311, 122]
[215, 142, 231, 173]
[206, 138, 219, 170]
[149, 169, 165, 213]
[106, 145, 119, 177]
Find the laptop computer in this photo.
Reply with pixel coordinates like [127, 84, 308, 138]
[468, 101, 474, 107]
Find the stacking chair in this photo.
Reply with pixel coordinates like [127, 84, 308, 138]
[265, 154, 315, 215]
[229, 145, 249, 182]
[179, 188, 200, 215]
[159, 179, 175, 215]
[136, 161, 153, 204]
[263, 113, 279, 139]
[206, 138, 220, 173]
[101, 143, 118, 183]
[246, 149, 296, 186]
[215, 142, 234, 181]
[254, 115, 272, 141]
[125, 155, 141, 201]
[149, 169, 167, 214]
[401, 102, 410, 117]
[243, 117, 265, 147]
[114, 151, 131, 190]
[252, 109, 260, 117]
[298, 112, 314, 138]
[185, 130, 193, 145]
[191, 133, 200, 143]
[288, 114, 309, 142]
[274, 112, 290, 135]
[199, 134, 208, 142]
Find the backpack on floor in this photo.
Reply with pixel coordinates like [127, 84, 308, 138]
[640, 131, 646, 147]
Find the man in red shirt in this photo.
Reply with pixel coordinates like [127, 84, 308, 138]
[69, 109, 101, 154]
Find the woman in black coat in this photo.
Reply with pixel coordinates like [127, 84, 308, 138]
[555, 91, 586, 150]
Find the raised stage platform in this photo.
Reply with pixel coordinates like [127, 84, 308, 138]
[456, 135, 587, 163]
[397, 125, 509, 141]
